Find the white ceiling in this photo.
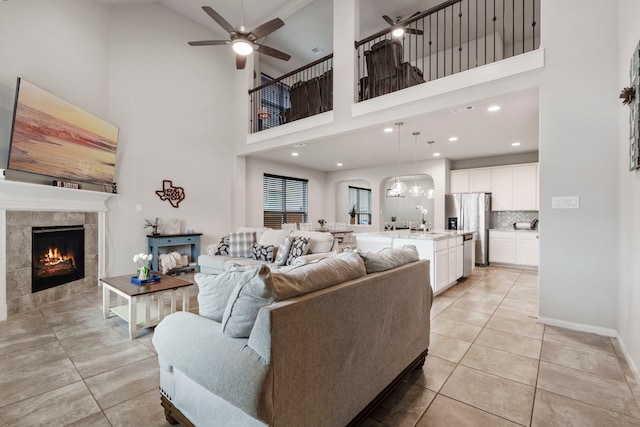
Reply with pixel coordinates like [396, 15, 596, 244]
[97, 0, 540, 172]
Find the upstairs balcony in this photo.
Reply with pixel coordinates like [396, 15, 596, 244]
[248, 0, 540, 134]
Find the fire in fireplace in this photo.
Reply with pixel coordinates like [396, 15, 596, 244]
[32, 225, 85, 293]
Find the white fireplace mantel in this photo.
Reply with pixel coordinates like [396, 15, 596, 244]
[0, 179, 117, 321]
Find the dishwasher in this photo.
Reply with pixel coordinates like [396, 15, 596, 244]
[462, 233, 474, 278]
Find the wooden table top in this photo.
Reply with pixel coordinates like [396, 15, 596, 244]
[100, 273, 193, 297]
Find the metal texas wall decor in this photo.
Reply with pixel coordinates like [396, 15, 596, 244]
[622, 40, 640, 171]
[156, 180, 185, 208]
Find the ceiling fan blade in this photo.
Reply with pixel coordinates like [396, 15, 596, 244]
[255, 44, 291, 61]
[382, 15, 395, 25]
[202, 6, 235, 34]
[408, 11, 422, 19]
[251, 18, 285, 39]
[405, 28, 424, 35]
[188, 40, 228, 46]
[236, 55, 247, 70]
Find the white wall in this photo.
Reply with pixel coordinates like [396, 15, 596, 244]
[538, 1, 619, 331]
[104, 3, 235, 274]
[245, 157, 327, 228]
[617, 0, 640, 375]
[0, 0, 110, 154]
[326, 158, 448, 231]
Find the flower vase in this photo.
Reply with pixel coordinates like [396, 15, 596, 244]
[138, 267, 150, 281]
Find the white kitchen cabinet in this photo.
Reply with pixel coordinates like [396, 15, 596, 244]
[450, 170, 470, 193]
[490, 167, 514, 211]
[489, 230, 539, 267]
[489, 230, 517, 264]
[451, 163, 538, 211]
[434, 249, 449, 292]
[513, 164, 538, 210]
[516, 232, 539, 266]
[469, 169, 492, 193]
[447, 246, 457, 284]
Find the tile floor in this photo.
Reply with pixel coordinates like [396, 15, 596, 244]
[1, 267, 639, 426]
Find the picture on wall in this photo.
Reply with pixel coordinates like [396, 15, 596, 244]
[627, 41, 640, 171]
[7, 78, 119, 185]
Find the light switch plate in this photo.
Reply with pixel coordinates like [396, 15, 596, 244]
[552, 196, 580, 209]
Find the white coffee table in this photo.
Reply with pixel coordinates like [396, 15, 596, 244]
[101, 273, 192, 339]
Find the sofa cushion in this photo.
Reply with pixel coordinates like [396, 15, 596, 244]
[221, 252, 367, 338]
[272, 250, 366, 301]
[251, 243, 274, 262]
[274, 235, 293, 266]
[258, 229, 290, 247]
[286, 236, 310, 265]
[292, 231, 334, 253]
[195, 271, 248, 322]
[221, 265, 276, 338]
[357, 245, 420, 273]
[228, 231, 257, 258]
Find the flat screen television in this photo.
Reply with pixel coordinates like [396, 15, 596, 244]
[7, 78, 119, 187]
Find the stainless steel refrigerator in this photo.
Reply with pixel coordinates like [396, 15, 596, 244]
[445, 193, 491, 266]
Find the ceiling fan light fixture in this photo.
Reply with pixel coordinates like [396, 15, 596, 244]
[392, 27, 405, 38]
[232, 39, 254, 56]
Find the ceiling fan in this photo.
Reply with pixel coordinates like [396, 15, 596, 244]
[382, 12, 424, 37]
[188, 4, 291, 70]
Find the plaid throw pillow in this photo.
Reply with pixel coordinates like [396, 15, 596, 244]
[286, 236, 310, 265]
[213, 235, 230, 256]
[251, 243, 274, 262]
[228, 231, 257, 258]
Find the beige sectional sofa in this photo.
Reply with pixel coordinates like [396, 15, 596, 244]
[153, 247, 432, 427]
[198, 227, 338, 275]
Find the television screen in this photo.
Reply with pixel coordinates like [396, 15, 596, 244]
[7, 78, 119, 186]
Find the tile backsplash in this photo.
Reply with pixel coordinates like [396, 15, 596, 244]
[491, 211, 539, 230]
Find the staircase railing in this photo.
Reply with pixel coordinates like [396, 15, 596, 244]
[249, 54, 333, 133]
[355, 0, 540, 101]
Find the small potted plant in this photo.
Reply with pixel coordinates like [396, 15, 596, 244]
[318, 219, 326, 230]
[349, 205, 357, 224]
[144, 218, 160, 235]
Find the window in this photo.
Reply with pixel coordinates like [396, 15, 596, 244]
[259, 73, 290, 130]
[348, 186, 372, 225]
[263, 174, 308, 229]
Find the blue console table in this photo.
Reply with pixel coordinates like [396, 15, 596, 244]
[147, 233, 202, 274]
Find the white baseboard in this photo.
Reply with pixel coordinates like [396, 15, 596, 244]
[537, 316, 617, 337]
[616, 332, 640, 384]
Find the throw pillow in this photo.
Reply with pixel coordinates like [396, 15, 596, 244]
[357, 245, 420, 273]
[272, 251, 367, 301]
[221, 265, 276, 338]
[228, 231, 257, 258]
[251, 243, 274, 262]
[214, 235, 230, 256]
[195, 270, 252, 322]
[274, 235, 293, 266]
[285, 236, 310, 265]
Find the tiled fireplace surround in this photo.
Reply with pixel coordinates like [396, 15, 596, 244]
[0, 180, 113, 321]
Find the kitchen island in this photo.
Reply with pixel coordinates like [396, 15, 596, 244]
[355, 230, 470, 295]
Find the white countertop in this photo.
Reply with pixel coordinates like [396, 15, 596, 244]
[355, 229, 472, 241]
[490, 228, 539, 233]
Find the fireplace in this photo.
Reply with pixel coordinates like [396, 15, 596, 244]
[32, 225, 85, 293]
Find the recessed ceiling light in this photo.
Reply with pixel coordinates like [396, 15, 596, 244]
[511, 142, 521, 147]
[433, 152, 441, 157]
[448, 136, 458, 142]
[336, 163, 343, 167]
[451, 106, 475, 113]
[487, 105, 501, 112]
[383, 127, 393, 133]
[291, 152, 299, 156]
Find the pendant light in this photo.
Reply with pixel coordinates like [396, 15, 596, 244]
[389, 122, 407, 196]
[408, 131, 424, 197]
[426, 140, 436, 199]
